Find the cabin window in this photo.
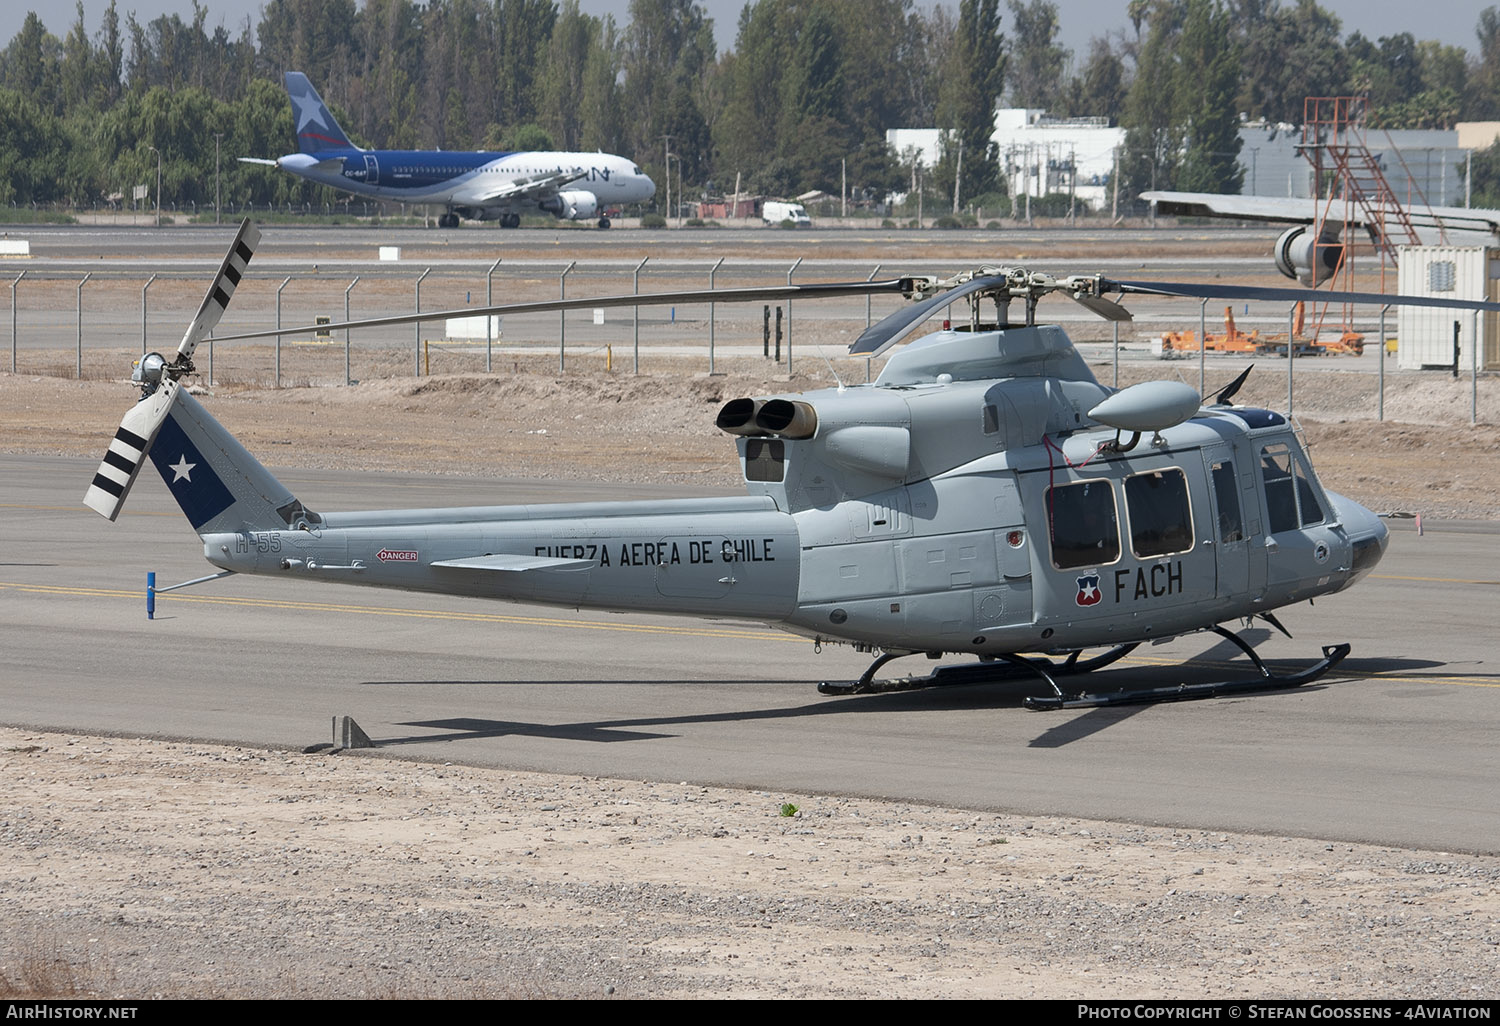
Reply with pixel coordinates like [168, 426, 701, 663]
[744, 438, 785, 482]
[1260, 442, 1325, 533]
[982, 404, 999, 435]
[1125, 468, 1194, 558]
[1209, 459, 1243, 543]
[1047, 480, 1120, 569]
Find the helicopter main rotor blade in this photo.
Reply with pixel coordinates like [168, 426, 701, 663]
[849, 274, 1010, 357]
[1069, 293, 1133, 322]
[1107, 278, 1500, 315]
[210, 278, 917, 344]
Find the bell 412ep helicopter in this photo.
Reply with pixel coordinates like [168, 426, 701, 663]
[83, 221, 1500, 709]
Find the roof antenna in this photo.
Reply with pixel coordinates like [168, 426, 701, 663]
[815, 344, 847, 391]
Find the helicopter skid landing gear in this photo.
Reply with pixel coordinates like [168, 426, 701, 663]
[816, 642, 1140, 697]
[1021, 633, 1351, 711]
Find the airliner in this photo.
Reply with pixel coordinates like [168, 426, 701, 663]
[244, 72, 656, 229]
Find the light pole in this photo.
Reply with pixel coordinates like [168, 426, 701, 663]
[666, 153, 683, 226]
[660, 135, 672, 224]
[146, 145, 161, 227]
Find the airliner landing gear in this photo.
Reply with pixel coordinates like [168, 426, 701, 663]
[501, 213, 521, 228]
[597, 217, 611, 229]
[437, 213, 460, 228]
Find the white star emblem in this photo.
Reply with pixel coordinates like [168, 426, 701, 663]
[170, 455, 196, 483]
[290, 91, 330, 135]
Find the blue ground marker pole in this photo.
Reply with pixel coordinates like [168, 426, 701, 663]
[147, 572, 155, 620]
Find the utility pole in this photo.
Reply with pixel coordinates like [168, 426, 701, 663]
[214, 133, 224, 225]
[147, 145, 161, 227]
[660, 135, 672, 223]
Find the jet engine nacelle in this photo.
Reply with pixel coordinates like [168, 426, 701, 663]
[543, 190, 600, 220]
[1273, 225, 1344, 286]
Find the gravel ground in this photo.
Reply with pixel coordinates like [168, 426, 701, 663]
[3, 728, 1498, 1000]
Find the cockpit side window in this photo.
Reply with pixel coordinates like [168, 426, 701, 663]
[1125, 468, 1194, 558]
[1048, 480, 1120, 569]
[1260, 442, 1325, 532]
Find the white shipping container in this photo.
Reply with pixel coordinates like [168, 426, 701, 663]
[1396, 245, 1500, 371]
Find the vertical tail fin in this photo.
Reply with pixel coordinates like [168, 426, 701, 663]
[88, 380, 310, 536]
[285, 71, 356, 154]
[146, 384, 307, 535]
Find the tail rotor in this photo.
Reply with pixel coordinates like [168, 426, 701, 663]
[83, 219, 261, 520]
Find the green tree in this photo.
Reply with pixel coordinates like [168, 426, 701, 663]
[935, 0, 1006, 206]
[0, 13, 61, 108]
[1232, 0, 1346, 125]
[622, 0, 715, 184]
[1472, 7, 1500, 119]
[1006, 0, 1068, 109]
[1057, 37, 1127, 122]
[1121, 0, 1240, 199]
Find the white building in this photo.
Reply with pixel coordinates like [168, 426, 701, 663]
[992, 109, 1125, 213]
[886, 110, 1126, 213]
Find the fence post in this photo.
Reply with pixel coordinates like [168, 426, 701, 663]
[633, 257, 648, 374]
[76, 273, 92, 379]
[1287, 304, 1296, 417]
[1199, 297, 1208, 396]
[140, 274, 156, 356]
[414, 268, 430, 377]
[277, 277, 291, 387]
[785, 257, 801, 373]
[1474, 309, 1481, 426]
[486, 258, 501, 374]
[1378, 306, 1388, 422]
[10, 270, 24, 373]
[345, 277, 360, 386]
[559, 261, 575, 373]
[708, 257, 724, 374]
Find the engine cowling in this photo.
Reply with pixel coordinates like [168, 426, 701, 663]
[1274, 225, 1344, 286]
[543, 190, 600, 220]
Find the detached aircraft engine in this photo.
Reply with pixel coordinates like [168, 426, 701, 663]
[544, 190, 600, 220]
[1273, 224, 1344, 286]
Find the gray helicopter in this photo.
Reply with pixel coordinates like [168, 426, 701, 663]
[84, 221, 1498, 709]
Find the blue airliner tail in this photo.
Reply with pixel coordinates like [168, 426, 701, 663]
[285, 71, 356, 154]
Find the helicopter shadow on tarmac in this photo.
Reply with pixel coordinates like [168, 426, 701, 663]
[357, 632, 1445, 751]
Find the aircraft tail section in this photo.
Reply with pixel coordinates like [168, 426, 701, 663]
[88, 378, 307, 537]
[285, 71, 356, 154]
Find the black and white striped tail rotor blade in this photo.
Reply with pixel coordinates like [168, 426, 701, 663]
[174, 219, 260, 368]
[83, 378, 180, 521]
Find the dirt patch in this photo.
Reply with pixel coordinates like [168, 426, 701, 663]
[2, 728, 1497, 1000]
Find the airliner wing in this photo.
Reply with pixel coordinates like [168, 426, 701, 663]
[1141, 192, 1319, 225]
[452, 167, 588, 207]
[1142, 191, 1500, 240]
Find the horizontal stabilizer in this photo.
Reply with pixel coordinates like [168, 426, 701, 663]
[432, 553, 595, 573]
[84, 379, 180, 520]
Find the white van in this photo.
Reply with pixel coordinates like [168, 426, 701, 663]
[762, 201, 812, 227]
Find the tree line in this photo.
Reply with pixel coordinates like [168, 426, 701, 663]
[2, 0, 1498, 215]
